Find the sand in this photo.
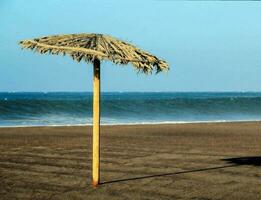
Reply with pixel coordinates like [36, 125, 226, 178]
[0, 122, 260, 200]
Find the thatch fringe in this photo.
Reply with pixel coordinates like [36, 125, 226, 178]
[19, 33, 169, 73]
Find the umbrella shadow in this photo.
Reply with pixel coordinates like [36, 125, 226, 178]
[100, 156, 261, 185]
[222, 156, 261, 166]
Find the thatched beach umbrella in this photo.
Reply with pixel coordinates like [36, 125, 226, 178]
[19, 33, 169, 187]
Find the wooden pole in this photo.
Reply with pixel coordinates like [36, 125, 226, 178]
[92, 59, 100, 187]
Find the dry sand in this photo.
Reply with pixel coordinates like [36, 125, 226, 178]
[0, 122, 260, 200]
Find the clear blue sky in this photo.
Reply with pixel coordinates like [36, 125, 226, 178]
[1, 0, 261, 92]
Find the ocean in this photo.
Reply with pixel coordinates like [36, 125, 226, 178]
[0, 92, 261, 127]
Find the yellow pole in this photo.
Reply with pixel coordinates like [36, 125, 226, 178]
[92, 59, 100, 187]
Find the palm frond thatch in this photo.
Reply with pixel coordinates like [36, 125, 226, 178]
[19, 33, 169, 73]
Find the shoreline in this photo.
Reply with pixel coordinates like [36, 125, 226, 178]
[0, 119, 261, 128]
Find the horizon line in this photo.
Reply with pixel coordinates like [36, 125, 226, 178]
[155, 0, 261, 1]
[1, 91, 261, 93]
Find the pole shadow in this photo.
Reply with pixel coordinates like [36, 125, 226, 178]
[100, 156, 261, 185]
[100, 164, 237, 185]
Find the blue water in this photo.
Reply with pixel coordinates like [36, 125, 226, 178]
[0, 92, 261, 127]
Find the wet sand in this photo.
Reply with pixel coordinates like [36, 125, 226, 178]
[0, 122, 260, 200]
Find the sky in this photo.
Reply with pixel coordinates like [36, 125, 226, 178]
[0, 0, 261, 92]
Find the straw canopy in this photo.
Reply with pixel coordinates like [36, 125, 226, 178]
[19, 33, 169, 73]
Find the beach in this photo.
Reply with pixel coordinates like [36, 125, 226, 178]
[0, 121, 260, 200]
